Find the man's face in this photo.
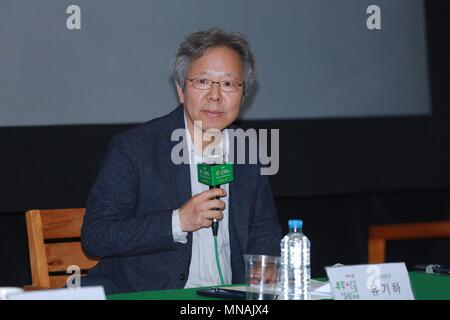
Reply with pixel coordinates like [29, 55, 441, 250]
[176, 46, 244, 135]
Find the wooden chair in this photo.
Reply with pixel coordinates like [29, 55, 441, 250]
[368, 220, 450, 263]
[25, 208, 99, 290]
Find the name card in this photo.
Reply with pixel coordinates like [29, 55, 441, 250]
[325, 263, 415, 300]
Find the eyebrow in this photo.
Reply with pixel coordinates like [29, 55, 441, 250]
[195, 71, 234, 78]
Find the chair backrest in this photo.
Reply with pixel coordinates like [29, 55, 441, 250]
[25, 208, 99, 289]
[368, 220, 450, 264]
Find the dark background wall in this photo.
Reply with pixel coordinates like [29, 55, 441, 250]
[0, 0, 432, 126]
[1, 1, 450, 286]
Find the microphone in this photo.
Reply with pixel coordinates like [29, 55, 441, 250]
[197, 161, 234, 236]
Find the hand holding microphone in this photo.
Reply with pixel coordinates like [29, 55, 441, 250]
[179, 136, 234, 236]
[197, 162, 234, 236]
[179, 188, 226, 232]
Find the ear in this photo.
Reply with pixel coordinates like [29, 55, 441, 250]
[176, 83, 185, 104]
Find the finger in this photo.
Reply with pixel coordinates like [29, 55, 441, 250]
[198, 188, 226, 201]
[195, 199, 224, 214]
[204, 210, 224, 221]
[208, 188, 227, 199]
[206, 199, 226, 211]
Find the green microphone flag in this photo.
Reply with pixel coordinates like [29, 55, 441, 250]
[197, 163, 234, 186]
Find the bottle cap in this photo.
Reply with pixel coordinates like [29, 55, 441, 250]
[288, 219, 303, 230]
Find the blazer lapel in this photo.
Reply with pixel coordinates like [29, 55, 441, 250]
[159, 105, 192, 208]
[160, 105, 193, 247]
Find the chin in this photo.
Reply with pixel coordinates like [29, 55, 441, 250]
[200, 118, 227, 131]
[202, 124, 226, 133]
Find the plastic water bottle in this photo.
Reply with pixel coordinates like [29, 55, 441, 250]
[279, 219, 311, 300]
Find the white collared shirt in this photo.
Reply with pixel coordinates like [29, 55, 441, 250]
[171, 112, 232, 288]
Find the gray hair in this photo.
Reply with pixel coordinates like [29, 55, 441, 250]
[172, 28, 257, 97]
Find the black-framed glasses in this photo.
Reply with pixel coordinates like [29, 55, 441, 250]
[188, 78, 244, 92]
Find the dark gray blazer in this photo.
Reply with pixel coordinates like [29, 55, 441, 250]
[81, 105, 281, 294]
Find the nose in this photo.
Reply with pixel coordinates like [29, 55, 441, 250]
[207, 82, 222, 103]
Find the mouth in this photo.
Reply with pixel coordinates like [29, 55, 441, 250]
[202, 110, 225, 118]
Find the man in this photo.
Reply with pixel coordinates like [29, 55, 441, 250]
[81, 28, 281, 294]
